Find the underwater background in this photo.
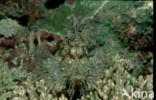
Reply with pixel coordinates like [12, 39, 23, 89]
[0, 0, 153, 100]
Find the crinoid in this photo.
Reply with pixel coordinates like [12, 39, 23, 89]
[33, 18, 114, 100]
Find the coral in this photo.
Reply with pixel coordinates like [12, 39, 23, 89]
[79, 54, 153, 100]
[2, 54, 152, 100]
[0, 61, 27, 100]
[11, 75, 69, 100]
[0, 18, 25, 38]
[29, 0, 108, 36]
[86, 1, 153, 77]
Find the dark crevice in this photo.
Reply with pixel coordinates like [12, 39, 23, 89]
[25, 92, 30, 100]
[36, 89, 41, 98]
[33, 39, 39, 45]
[73, 86, 81, 100]
[8, 15, 29, 26]
[138, 45, 153, 52]
[4, 46, 14, 49]
[45, 36, 54, 42]
[45, 0, 65, 9]
[0, 34, 3, 38]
